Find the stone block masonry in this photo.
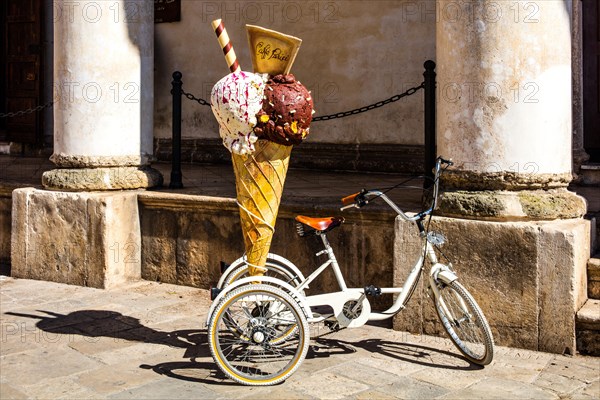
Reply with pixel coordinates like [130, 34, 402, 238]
[11, 188, 142, 288]
[393, 216, 590, 354]
[138, 191, 397, 312]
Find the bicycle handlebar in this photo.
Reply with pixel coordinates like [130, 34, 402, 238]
[340, 156, 453, 219]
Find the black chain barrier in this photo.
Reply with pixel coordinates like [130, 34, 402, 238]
[181, 89, 210, 107]
[169, 60, 436, 190]
[312, 83, 424, 121]
[179, 84, 425, 122]
[0, 101, 54, 118]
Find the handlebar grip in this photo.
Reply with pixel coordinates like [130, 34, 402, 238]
[341, 191, 361, 206]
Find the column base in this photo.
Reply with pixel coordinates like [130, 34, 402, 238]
[393, 216, 591, 354]
[42, 166, 163, 191]
[437, 189, 587, 221]
[11, 188, 142, 288]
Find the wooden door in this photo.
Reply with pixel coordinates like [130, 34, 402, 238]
[583, 0, 600, 161]
[3, 0, 44, 144]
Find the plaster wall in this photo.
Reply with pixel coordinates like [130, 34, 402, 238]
[153, 0, 435, 146]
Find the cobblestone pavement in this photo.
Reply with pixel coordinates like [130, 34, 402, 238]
[1, 277, 598, 400]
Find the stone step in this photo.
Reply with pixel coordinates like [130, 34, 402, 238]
[580, 163, 600, 186]
[576, 299, 600, 356]
[588, 256, 600, 300]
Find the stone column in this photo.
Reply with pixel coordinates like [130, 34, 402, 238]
[11, 1, 161, 289]
[43, 0, 161, 190]
[434, 0, 590, 353]
[394, 1, 590, 355]
[436, 0, 585, 220]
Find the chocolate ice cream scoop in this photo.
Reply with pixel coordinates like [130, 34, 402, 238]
[253, 74, 314, 145]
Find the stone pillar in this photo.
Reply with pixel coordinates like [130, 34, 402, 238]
[11, 1, 161, 288]
[394, 1, 590, 355]
[436, 0, 585, 220]
[43, 0, 161, 190]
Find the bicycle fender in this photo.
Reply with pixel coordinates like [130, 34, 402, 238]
[436, 268, 458, 284]
[206, 276, 313, 325]
[216, 253, 306, 289]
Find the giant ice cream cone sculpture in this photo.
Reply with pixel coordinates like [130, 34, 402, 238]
[210, 21, 313, 276]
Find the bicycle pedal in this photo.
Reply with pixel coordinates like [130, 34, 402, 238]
[364, 285, 382, 296]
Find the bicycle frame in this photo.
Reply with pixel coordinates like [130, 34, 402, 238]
[295, 211, 457, 325]
[208, 157, 460, 329]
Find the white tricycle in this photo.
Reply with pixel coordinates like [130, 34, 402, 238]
[206, 157, 494, 385]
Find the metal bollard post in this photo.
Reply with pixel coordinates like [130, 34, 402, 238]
[423, 60, 436, 189]
[170, 71, 184, 189]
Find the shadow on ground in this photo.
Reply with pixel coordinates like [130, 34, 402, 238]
[6, 309, 481, 385]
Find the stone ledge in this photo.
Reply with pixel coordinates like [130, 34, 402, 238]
[576, 299, 600, 331]
[42, 166, 163, 191]
[438, 189, 587, 221]
[442, 170, 572, 191]
[137, 190, 397, 223]
[50, 153, 153, 168]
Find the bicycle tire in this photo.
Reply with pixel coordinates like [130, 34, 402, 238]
[208, 284, 309, 385]
[434, 280, 494, 365]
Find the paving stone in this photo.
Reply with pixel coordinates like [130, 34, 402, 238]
[0, 347, 101, 386]
[408, 365, 487, 391]
[328, 357, 417, 386]
[351, 354, 426, 377]
[354, 389, 401, 399]
[570, 380, 600, 400]
[543, 357, 600, 382]
[237, 386, 319, 399]
[286, 371, 370, 399]
[67, 335, 138, 356]
[18, 375, 100, 399]
[356, 376, 445, 399]
[533, 371, 591, 395]
[0, 383, 29, 400]
[85, 341, 175, 366]
[75, 363, 160, 396]
[438, 377, 559, 400]
[108, 378, 217, 399]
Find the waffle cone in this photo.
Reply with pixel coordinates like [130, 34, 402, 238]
[232, 139, 292, 275]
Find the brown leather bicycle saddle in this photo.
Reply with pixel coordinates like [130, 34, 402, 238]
[295, 216, 344, 232]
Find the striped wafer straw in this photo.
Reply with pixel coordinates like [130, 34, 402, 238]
[211, 19, 241, 73]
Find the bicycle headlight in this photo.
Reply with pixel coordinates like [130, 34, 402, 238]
[427, 231, 446, 246]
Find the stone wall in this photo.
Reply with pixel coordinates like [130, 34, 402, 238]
[138, 191, 397, 311]
[153, 0, 435, 150]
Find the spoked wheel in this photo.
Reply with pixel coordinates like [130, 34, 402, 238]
[434, 280, 494, 365]
[208, 284, 309, 385]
